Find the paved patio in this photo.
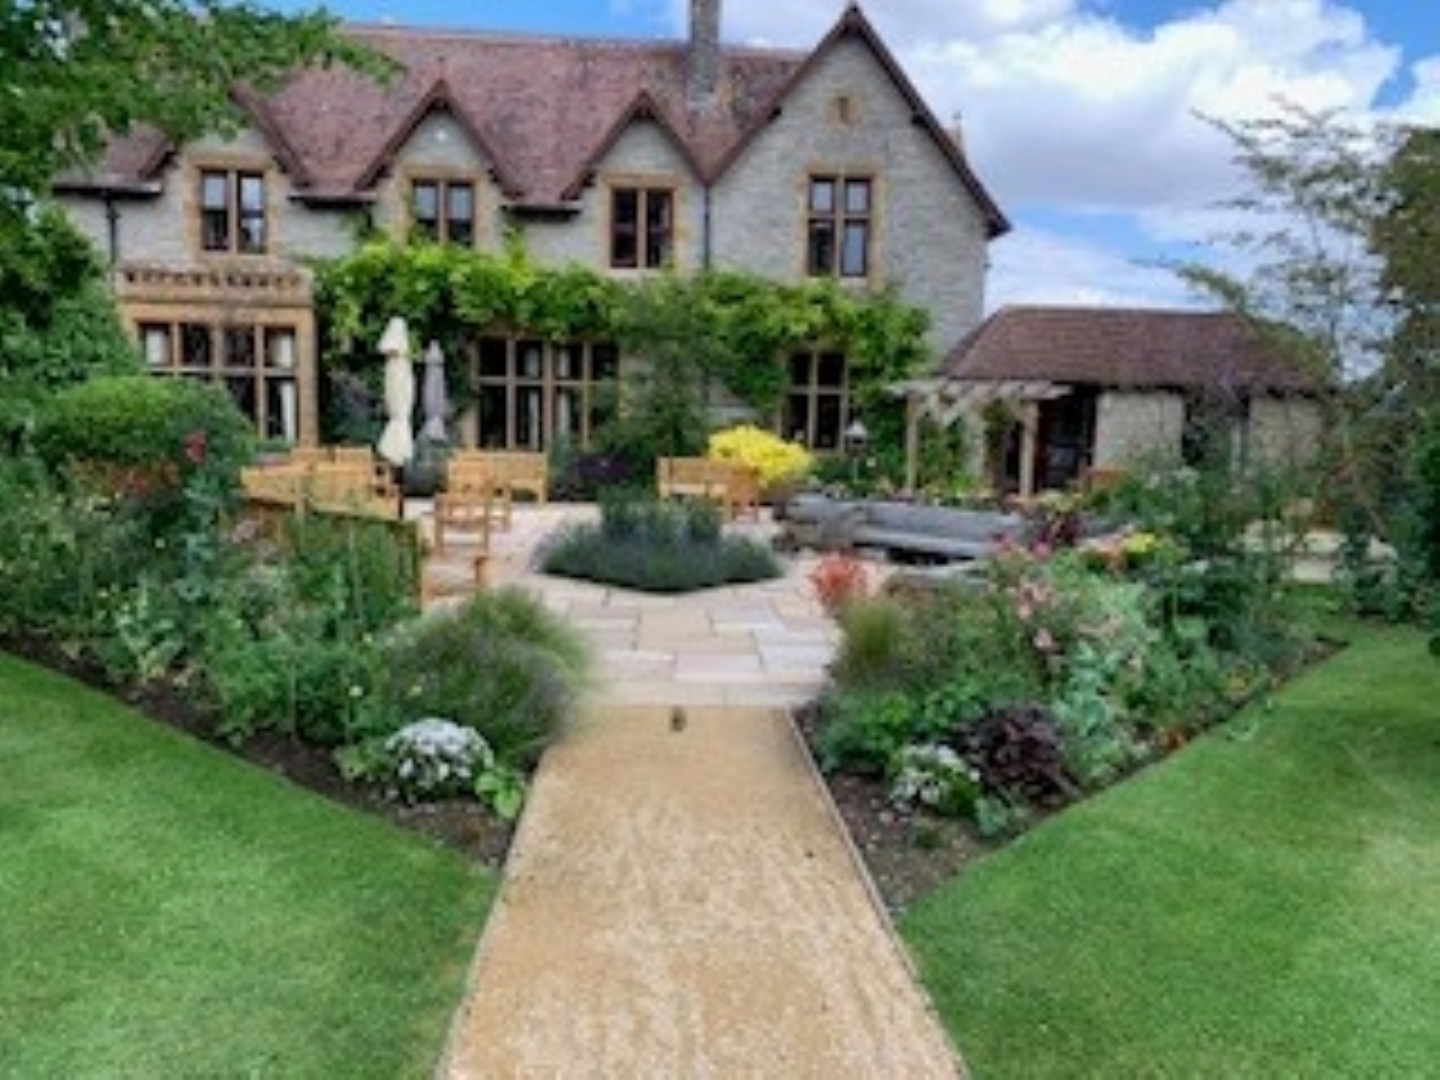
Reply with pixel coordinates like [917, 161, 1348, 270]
[419, 502, 846, 708]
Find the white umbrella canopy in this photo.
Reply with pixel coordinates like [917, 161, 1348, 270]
[420, 340, 451, 443]
[376, 316, 415, 467]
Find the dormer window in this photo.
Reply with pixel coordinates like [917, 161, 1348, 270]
[807, 175, 871, 279]
[411, 178, 475, 245]
[200, 169, 266, 254]
[610, 186, 673, 269]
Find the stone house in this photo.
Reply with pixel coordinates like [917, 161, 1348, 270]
[902, 305, 1326, 495]
[53, 2, 1008, 450]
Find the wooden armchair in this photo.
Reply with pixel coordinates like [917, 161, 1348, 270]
[433, 455, 509, 554]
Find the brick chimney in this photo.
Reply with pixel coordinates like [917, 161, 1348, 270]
[688, 0, 721, 107]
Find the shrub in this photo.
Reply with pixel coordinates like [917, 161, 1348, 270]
[958, 704, 1078, 809]
[832, 581, 1043, 700]
[0, 208, 143, 448]
[0, 460, 139, 644]
[34, 374, 254, 491]
[206, 626, 377, 746]
[707, 424, 813, 492]
[197, 516, 421, 745]
[279, 512, 422, 636]
[827, 596, 907, 686]
[386, 718, 492, 800]
[541, 494, 781, 592]
[889, 743, 981, 818]
[343, 717, 494, 799]
[549, 447, 646, 501]
[336, 717, 530, 820]
[358, 589, 588, 766]
[817, 689, 937, 775]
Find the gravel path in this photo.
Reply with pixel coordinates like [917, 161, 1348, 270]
[439, 703, 963, 1077]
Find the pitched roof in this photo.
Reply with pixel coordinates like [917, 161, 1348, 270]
[64, 5, 1007, 233]
[942, 306, 1323, 394]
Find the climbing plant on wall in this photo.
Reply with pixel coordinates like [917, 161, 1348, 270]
[311, 238, 932, 457]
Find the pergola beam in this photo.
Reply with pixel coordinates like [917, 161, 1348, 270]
[891, 377, 1070, 494]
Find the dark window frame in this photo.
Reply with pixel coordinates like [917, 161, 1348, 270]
[807, 174, 872, 279]
[199, 168, 267, 255]
[609, 186, 674, 269]
[782, 348, 852, 451]
[471, 337, 619, 450]
[411, 177, 477, 246]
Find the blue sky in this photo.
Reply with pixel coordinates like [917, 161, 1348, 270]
[270, 1, 1437, 310]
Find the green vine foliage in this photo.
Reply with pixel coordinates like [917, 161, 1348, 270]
[312, 240, 933, 455]
[313, 238, 621, 368]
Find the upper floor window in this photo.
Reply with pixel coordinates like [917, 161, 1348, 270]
[200, 169, 266, 254]
[411, 178, 476, 245]
[610, 186, 673, 269]
[807, 175, 871, 278]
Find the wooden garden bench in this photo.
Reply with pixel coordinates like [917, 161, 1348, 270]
[241, 460, 398, 520]
[655, 456, 759, 520]
[457, 450, 549, 504]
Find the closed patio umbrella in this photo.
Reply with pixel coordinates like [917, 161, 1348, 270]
[376, 316, 415, 467]
[420, 340, 451, 443]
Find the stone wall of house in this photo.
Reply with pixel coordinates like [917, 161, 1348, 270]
[1094, 390, 1186, 470]
[58, 127, 356, 266]
[57, 40, 995, 359]
[515, 121, 702, 272]
[707, 34, 991, 351]
[1248, 396, 1324, 471]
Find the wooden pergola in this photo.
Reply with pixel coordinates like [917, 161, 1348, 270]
[891, 377, 1070, 496]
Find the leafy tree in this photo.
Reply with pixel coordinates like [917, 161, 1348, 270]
[0, 207, 140, 447]
[1373, 128, 1440, 465]
[1171, 105, 1440, 621]
[1172, 104, 1391, 384]
[0, 1, 386, 220]
[0, 3, 388, 445]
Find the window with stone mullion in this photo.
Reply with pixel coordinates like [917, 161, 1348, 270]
[610, 187, 672, 269]
[807, 175, 870, 278]
[200, 169, 267, 254]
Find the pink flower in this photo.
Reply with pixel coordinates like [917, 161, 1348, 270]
[183, 429, 208, 465]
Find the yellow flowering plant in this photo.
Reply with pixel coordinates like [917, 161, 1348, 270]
[707, 424, 813, 492]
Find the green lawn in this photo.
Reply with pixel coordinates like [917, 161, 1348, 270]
[0, 652, 496, 1077]
[905, 623, 1440, 1077]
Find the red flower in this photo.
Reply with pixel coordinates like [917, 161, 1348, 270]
[810, 553, 869, 617]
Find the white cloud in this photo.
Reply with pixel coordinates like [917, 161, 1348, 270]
[902, 0, 1399, 212]
[986, 225, 1202, 310]
[1395, 56, 1440, 123]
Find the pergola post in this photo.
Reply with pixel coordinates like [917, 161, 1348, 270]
[904, 391, 921, 494]
[887, 378, 1067, 500]
[1019, 400, 1040, 498]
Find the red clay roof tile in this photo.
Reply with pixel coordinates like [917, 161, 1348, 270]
[66, 8, 1007, 234]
